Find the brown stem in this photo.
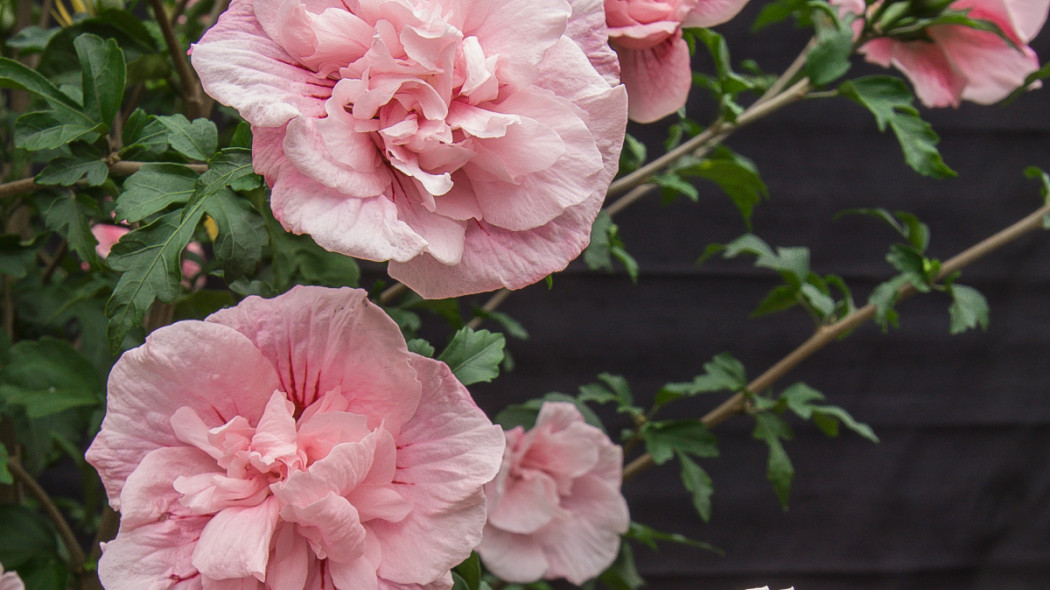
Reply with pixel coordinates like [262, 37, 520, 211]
[622, 199, 1050, 481]
[379, 282, 408, 305]
[7, 458, 86, 578]
[466, 289, 511, 330]
[148, 0, 206, 119]
[0, 161, 209, 200]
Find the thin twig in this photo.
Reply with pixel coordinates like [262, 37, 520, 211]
[7, 457, 86, 577]
[466, 289, 511, 330]
[622, 199, 1050, 481]
[148, 0, 206, 119]
[379, 282, 408, 305]
[0, 161, 209, 200]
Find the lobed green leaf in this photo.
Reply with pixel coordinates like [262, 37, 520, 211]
[437, 327, 506, 386]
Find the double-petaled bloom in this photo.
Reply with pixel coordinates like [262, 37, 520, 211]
[86, 286, 505, 589]
[191, 0, 628, 299]
[477, 402, 629, 584]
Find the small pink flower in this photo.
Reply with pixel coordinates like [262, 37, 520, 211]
[86, 286, 505, 590]
[834, 0, 1050, 107]
[191, 0, 628, 299]
[0, 564, 25, 590]
[477, 402, 629, 585]
[605, 0, 750, 122]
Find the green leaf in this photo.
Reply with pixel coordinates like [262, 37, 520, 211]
[106, 205, 205, 351]
[0, 235, 38, 278]
[0, 56, 82, 109]
[437, 328, 506, 386]
[0, 505, 58, 568]
[406, 338, 435, 357]
[155, 114, 218, 161]
[117, 163, 198, 222]
[203, 189, 266, 280]
[0, 338, 104, 419]
[722, 234, 809, 284]
[840, 76, 955, 178]
[752, 0, 810, 30]
[74, 33, 126, 126]
[811, 405, 879, 443]
[584, 211, 638, 282]
[6, 25, 60, 54]
[779, 382, 825, 418]
[869, 274, 909, 330]
[598, 542, 644, 590]
[578, 373, 635, 409]
[643, 420, 718, 465]
[805, 20, 854, 86]
[948, 283, 990, 334]
[14, 110, 100, 151]
[35, 145, 107, 184]
[121, 109, 169, 156]
[653, 172, 699, 202]
[680, 152, 768, 226]
[453, 553, 482, 590]
[752, 412, 794, 508]
[678, 453, 714, 522]
[197, 148, 254, 201]
[626, 521, 723, 553]
[44, 192, 103, 267]
[656, 352, 746, 406]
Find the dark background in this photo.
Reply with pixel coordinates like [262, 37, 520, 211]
[469, 4, 1050, 589]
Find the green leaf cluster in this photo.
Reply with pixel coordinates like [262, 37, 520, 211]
[839, 76, 956, 179]
[583, 211, 639, 282]
[437, 327, 507, 386]
[705, 233, 855, 324]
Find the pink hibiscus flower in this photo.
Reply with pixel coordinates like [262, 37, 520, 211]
[477, 402, 629, 584]
[190, 0, 628, 299]
[834, 0, 1050, 107]
[605, 0, 750, 122]
[86, 286, 505, 589]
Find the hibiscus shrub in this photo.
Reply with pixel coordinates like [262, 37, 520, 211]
[0, 0, 1048, 588]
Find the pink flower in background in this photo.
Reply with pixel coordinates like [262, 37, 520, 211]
[477, 402, 629, 584]
[86, 286, 505, 589]
[90, 224, 205, 289]
[91, 223, 129, 259]
[605, 0, 750, 122]
[0, 564, 24, 590]
[191, 0, 628, 299]
[834, 0, 1050, 107]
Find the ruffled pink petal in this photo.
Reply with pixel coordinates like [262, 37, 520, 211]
[206, 286, 423, 435]
[119, 446, 219, 529]
[616, 33, 692, 122]
[487, 471, 562, 534]
[475, 526, 549, 584]
[875, 38, 965, 107]
[370, 357, 504, 585]
[269, 168, 427, 263]
[566, 0, 622, 85]
[931, 24, 1040, 104]
[190, 0, 331, 127]
[279, 493, 368, 563]
[98, 515, 209, 590]
[192, 498, 281, 581]
[956, 0, 1050, 43]
[86, 322, 282, 507]
[682, 0, 750, 27]
[533, 475, 630, 585]
[452, 0, 571, 67]
[264, 524, 311, 590]
[329, 556, 379, 590]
